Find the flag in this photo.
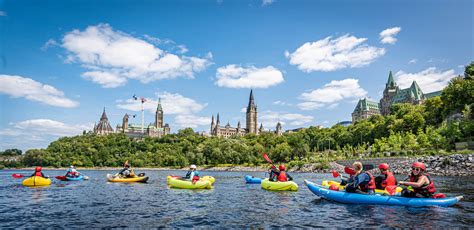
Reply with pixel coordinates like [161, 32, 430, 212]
[132, 94, 138, 100]
[132, 114, 137, 118]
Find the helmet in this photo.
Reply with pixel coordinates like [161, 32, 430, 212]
[35, 166, 42, 172]
[190, 164, 197, 169]
[271, 165, 276, 170]
[379, 163, 389, 170]
[412, 162, 425, 171]
[329, 184, 339, 191]
[279, 164, 285, 171]
[344, 166, 356, 176]
[70, 165, 74, 168]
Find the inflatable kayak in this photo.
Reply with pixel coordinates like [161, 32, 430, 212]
[167, 176, 212, 189]
[106, 174, 148, 183]
[261, 178, 298, 191]
[167, 175, 215, 185]
[22, 176, 52, 187]
[322, 180, 403, 195]
[245, 175, 262, 184]
[305, 180, 462, 207]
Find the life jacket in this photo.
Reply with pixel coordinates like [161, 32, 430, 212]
[381, 171, 397, 188]
[277, 171, 288, 182]
[410, 173, 436, 195]
[35, 171, 43, 177]
[360, 171, 376, 192]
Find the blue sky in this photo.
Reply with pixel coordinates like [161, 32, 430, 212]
[0, 0, 472, 150]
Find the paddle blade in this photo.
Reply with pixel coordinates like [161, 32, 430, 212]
[55, 176, 67, 181]
[262, 153, 273, 164]
[331, 170, 340, 178]
[12, 174, 24, 178]
[344, 166, 356, 176]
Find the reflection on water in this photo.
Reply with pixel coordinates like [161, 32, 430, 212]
[0, 170, 472, 228]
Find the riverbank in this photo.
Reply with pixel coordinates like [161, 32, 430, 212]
[3, 153, 473, 176]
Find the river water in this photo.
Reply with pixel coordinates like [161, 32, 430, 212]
[0, 170, 472, 228]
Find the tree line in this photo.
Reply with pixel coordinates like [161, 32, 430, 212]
[1, 63, 473, 169]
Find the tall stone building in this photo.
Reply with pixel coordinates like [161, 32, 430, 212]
[93, 108, 115, 135]
[210, 90, 283, 137]
[352, 98, 381, 123]
[116, 98, 170, 138]
[352, 71, 442, 122]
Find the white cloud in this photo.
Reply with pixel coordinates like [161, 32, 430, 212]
[286, 34, 385, 72]
[41, 39, 58, 51]
[260, 111, 314, 127]
[215, 64, 284, 88]
[395, 67, 457, 92]
[262, 0, 275, 6]
[273, 100, 291, 106]
[174, 115, 211, 128]
[240, 107, 246, 113]
[116, 91, 207, 115]
[60, 23, 212, 88]
[409, 59, 418, 64]
[0, 119, 91, 150]
[379, 27, 401, 44]
[297, 78, 367, 110]
[0, 11, 6, 16]
[0, 75, 79, 108]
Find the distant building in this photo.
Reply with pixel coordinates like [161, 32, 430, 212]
[93, 108, 115, 135]
[116, 98, 170, 138]
[210, 90, 283, 138]
[336, 121, 352, 127]
[352, 98, 381, 123]
[352, 71, 442, 122]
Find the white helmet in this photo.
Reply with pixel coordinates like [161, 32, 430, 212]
[190, 164, 197, 169]
[70, 165, 74, 168]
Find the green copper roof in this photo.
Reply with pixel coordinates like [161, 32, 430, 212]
[353, 98, 381, 113]
[386, 71, 396, 88]
[424, 90, 442, 99]
[392, 81, 425, 103]
[156, 98, 163, 111]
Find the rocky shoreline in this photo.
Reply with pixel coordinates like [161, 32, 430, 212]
[3, 153, 472, 176]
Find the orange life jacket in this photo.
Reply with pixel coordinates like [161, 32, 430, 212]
[410, 173, 436, 194]
[381, 171, 397, 188]
[277, 171, 288, 182]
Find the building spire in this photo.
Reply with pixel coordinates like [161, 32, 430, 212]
[101, 107, 108, 120]
[216, 113, 220, 124]
[247, 89, 256, 112]
[156, 98, 163, 111]
[386, 71, 396, 88]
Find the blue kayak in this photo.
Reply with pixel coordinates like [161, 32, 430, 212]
[304, 180, 462, 207]
[245, 175, 262, 184]
[66, 175, 84, 181]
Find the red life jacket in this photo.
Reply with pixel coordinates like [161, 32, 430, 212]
[35, 171, 42, 177]
[277, 171, 288, 182]
[360, 171, 376, 192]
[410, 173, 436, 194]
[381, 171, 397, 188]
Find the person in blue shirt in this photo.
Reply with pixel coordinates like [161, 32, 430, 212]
[345, 162, 376, 195]
[183, 165, 200, 181]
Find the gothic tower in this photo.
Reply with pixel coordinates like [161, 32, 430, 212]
[380, 71, 399, 116]
[246, 90, 258, 134]
[155, 98, 163, 128]
[210, 114, 215, 134]
[122, 113, 129, 132]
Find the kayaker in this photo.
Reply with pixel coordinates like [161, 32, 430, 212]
[345, 162, 375, 195]
[118, 161, 132, 178]
[66, 165, 80, 178]
[399, 162, 436, 198]
[30, 166, 47, 178]
[375, 163, 396, 190]
[183, 164, 200, 181]
[268, 165, 279, 181]
[275, 164, 293, 182]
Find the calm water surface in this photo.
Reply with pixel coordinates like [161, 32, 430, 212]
[0, 170, 473, 228]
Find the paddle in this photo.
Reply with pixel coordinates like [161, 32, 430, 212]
[262, 152, 274, 165]
[331, 170, 340, 178]
[55, 176, 67, 180]
[12, 173, 24, 178]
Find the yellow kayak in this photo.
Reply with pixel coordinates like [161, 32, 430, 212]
[322, 180, 403, 195]
[166, 175, 215, 184]
[22, 176, 52, 187]
[167, 176, 212, 189]
[106, 174, 149, 183]
[261, 178, 298, 191]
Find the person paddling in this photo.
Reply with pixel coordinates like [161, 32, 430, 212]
[268, 165, 279, 181]
[399, 162, 437, 198]
[31, 166, 48, 178]
[375, 163, 397, 190]
[269, 164, 293, 182]
[117, 161, 133, 178]
[183, 164, 200, 182]
[66, 165, 80, 178]
[345, 162, 375, 195]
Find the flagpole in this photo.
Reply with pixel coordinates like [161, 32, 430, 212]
[141, 100, 144, 134]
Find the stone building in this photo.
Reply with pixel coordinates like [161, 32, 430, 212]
[210, 90, 283, 137]
[352, 98, 381, 123]
[93, 108, 115, 135]
[116, 98, 170, 138]
[352, 71, 442, 122]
